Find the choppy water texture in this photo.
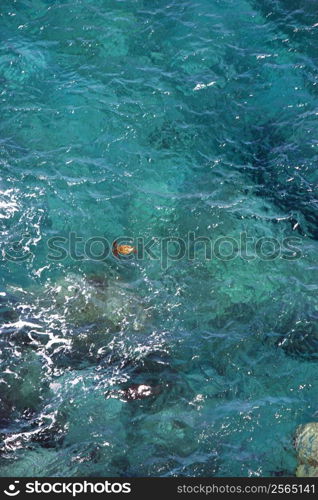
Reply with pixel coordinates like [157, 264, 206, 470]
[0, 0, 318, 477]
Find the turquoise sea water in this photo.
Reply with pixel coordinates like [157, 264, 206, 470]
[0, 0, 318, 477]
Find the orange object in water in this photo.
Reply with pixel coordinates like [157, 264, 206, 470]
[112, 241, 137, 258]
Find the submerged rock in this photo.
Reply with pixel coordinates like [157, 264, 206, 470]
[0, 41, 48, 87]
[48, 273, 149, 332]
[105, 383, 163, 402]
[296, 464, 318, 478]
[295, 422, 318, 477]
[277, 320, 318, 360]
[0, 347, 49, 434]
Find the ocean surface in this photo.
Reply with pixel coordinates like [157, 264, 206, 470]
[0, 0, 318, 477]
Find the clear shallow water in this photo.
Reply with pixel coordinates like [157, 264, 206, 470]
[0, 0, 318, 477]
